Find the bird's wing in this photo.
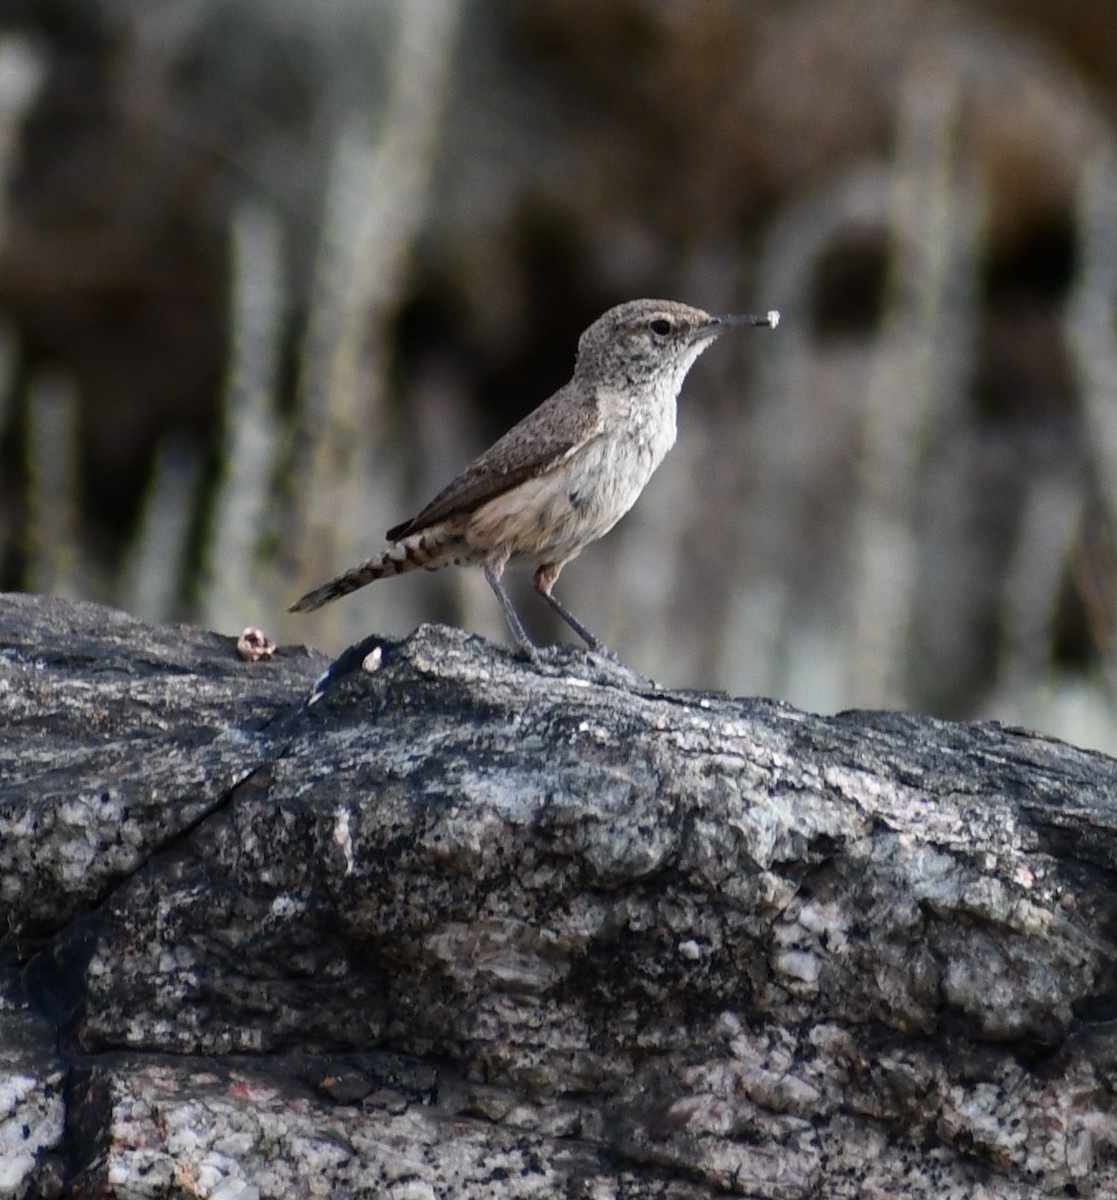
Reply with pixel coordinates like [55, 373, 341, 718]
[386, 383, 603, 539]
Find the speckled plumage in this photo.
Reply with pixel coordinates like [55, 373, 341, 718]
[290, 299, 776, 655]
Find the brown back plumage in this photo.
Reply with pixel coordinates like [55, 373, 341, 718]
[386, 381, 603, 540]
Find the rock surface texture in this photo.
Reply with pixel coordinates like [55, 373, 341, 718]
[2, 592, 1116, 1199]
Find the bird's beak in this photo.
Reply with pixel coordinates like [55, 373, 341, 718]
[712, 310, 780, 330]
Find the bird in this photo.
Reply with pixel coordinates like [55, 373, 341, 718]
[290, 298, 778, 657]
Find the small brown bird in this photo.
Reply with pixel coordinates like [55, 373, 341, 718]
[290, 298, 778, 656]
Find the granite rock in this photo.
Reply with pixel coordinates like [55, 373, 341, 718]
[2, 593, 1116, 1198]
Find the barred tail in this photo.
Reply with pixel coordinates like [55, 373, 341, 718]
[288, 528, 459, 613]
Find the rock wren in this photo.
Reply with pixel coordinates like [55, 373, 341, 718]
[290, 298, 778, 656]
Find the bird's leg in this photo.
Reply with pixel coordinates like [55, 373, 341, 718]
[533, 563, 608, 654]
[483, 563, 538, 660]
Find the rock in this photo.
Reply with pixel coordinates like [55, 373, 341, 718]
[2, 592, 1116, 1197]
[0, 1007, 64, 1200]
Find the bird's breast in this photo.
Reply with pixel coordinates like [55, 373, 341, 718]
[465, 393, 678, 564]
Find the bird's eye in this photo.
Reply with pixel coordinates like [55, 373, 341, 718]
[650, 318, 671, 336]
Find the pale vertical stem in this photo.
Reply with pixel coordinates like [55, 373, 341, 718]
[996, 472, 1085, 701]
[844, 66, 981, 707]
[0, 37, 47, 585]
[118, 438, 203, 621]
[202, 202, 285, 633]
[0, 35, 46, 248]
[291, 0, 461, 645]
[1066, 154, 1117, 532]
[24, 370, 85, 599]
[1065, 151, 1117, 686]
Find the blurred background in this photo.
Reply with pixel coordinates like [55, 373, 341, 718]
[2, 0, 1117, 748]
